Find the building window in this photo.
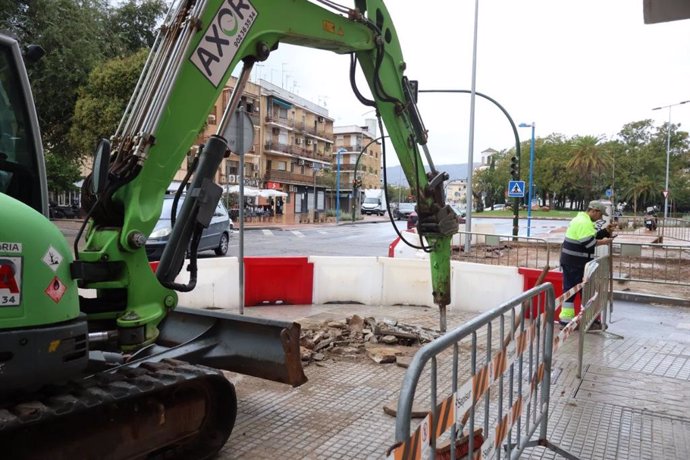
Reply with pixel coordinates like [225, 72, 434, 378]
[276, 161, 287, 171]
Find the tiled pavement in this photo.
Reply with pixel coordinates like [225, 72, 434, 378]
[213, 300, 690, 459]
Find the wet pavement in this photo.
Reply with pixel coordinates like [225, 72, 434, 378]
[213, 299, 690, 459]
[50, 218, 689, 458]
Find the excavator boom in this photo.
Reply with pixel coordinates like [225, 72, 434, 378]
[79, 0, 457, 344]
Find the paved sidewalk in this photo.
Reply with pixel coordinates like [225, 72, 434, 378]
[216, 300, 690, 459]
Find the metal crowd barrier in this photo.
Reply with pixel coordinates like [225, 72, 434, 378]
[389, 254, 616, 459]
[612, 241, 690, 287]
[660, 217, 690, 242]
[551, 255, 613, 379]
[454, 231, 556, 270]
[388, 283, 577, 460]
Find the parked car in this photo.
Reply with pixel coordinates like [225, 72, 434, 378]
[145, 195, 233, 261]
[395, 202, 416, 220]
[49, 201, 81, 219]
[492, 203, 506, 211]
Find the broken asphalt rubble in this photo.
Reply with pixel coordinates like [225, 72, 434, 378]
[299, 314, 441, 365]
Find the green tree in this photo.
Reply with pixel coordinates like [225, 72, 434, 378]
[624, 177, 657, 214]
[473, 156, 504, 209]
[70, 49, 148, 157]
[108, 0, 167, 55]
[0, 0, 166, 192]
[566, 135, 611, 204]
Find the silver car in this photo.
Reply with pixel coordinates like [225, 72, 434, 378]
[146, 195, 233, 261]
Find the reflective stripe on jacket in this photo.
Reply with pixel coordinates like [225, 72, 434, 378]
[559, 212, 607, 267]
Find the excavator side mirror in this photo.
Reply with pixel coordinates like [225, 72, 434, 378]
[92, 138, 111, 195]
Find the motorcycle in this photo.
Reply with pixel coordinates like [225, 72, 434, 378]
[644, 214, 657, 231]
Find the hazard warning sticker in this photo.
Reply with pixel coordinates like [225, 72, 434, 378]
[45, 276, 67, 304]
[0, 256, 22, 306]
[42, 246, 63, 272]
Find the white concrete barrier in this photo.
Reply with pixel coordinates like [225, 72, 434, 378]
[451, 261, 524, 312]
[380, 257, 435, 307]
[144, 254, 525, 314]
[175, 257, 239, 309]
[309, 256, 382, 305]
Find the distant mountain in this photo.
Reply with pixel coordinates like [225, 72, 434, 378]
[383, 163, 480, 186]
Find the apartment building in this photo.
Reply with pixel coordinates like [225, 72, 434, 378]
[190, 78, 335, 221]
[446, 179, 467, 206]
[333, 120, 381, 190]
[259, 79, 333, 219]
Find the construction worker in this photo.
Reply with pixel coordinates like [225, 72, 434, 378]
[559, 200, 616, 327]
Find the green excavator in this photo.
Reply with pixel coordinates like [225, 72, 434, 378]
[0, 0, 457, 457]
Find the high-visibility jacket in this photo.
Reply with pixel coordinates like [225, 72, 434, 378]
[559, 212, 609, 268]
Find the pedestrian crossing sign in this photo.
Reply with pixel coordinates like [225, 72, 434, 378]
[508, 180, 525, 197]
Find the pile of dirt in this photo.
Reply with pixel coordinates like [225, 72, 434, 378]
[299, 315, 441, 365]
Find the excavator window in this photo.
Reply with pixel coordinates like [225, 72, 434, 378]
[0, 43, 39, 211]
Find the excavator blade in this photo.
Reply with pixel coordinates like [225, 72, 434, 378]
[149, 306, 308, 387]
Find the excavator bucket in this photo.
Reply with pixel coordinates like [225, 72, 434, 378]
[147, 306, 307, 387]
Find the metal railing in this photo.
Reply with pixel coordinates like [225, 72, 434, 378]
[660, 217, 690, 242]
[612, 241, 690, 286]
[451, 230, 689, 292]
[453, 231, 556, 270]
[616, 215, 690, 242]
[389, 284, 577, 460]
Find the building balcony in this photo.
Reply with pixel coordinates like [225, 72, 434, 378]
[264, 141, 328, 161]
[265, 115, 294, 128]
[303, 125, 330, 138]
[264, 169, 330, 187]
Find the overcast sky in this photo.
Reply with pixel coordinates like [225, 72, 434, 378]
[246, 0, 690, 167]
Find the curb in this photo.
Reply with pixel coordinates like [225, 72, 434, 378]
[240, 218, 390, 231]
[613, 290, 688, 306]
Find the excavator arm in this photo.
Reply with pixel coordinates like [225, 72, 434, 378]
[76, 0, 458, 349]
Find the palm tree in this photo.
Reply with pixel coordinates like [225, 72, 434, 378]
[623, 177, 659, 215]
[566, 135, 612, 204]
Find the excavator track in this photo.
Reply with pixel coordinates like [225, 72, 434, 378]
[0, 358, 237, 460]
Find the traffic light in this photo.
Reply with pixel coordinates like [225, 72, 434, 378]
[510, 156, 519, 180]
[353, 178, 362, 188]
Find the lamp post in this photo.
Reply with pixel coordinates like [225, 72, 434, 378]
[652, 100, 690, 219]
[336, 148, 346, 223]
[518, 122, 535, 237]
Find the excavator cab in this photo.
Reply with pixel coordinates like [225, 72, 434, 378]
[0, 34, 87, 393]
[0, 35, 46, 214]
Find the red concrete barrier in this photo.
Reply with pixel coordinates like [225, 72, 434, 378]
[244, 257, 314, 306]
[518, 267, 581, 321]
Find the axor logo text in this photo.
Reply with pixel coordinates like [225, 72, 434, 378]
[191, 0, 258, 87]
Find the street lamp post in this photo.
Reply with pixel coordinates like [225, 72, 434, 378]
[652, 100, 690, 219]
[336, 148, 346, 223]
[519, 122, 536, 237]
